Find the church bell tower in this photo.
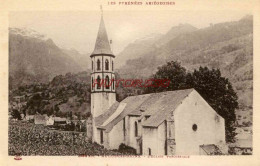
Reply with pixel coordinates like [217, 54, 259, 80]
[90, 10, 116, 142]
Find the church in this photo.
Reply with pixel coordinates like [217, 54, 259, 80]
[89, 12, 227, 155]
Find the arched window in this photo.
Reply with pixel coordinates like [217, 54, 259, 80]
[97, 59, 101, 71]
[100, 130, 104, 144]
[97, 76, 101, 89]
[169, 127, 172, 138]
[135, 121, 138, 137]
[105, 76, 110, 89]
[148, 148, 151, 155]
[92, 61, 93, 70]
[112, 77, 115, 90]
[123, 117, 126, 137]
[105, 59, 109, 70]
[112, 61, 114, 71]
[92, 77, 93, 89]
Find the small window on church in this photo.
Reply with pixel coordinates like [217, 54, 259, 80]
[105, 76, 110, 89]
[97, 76, 101, 89]
[135, 121, 138, 137]
[105, 59, 109, 70]
[192, 124, 197, 131]
[112, 61, 114, 71]
[97, 59, 101, 71]
[148, 148, 151, 155]
[112, 77, 115, 90]
[100, 130, 104, 144]
[92, 78, 93, 89]
[123, 117, 126, 137]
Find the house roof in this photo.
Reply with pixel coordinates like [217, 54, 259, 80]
[54, 117, 67, 122]
[91, 15, 113, 56]
[230, 139, 252, 148]
[200, 144, 222, 155]
[96, 88, 194, 131]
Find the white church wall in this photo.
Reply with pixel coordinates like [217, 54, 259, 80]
[91, 93, 116, 118]
[143, 127, 158, 155]
[128, 116, 139, 149]
[104, 131, 110, 149]
[108, 120, 124, 149]
[142, 122, 167, 155]
[91, 92, 116, 143]
[95, 129, 101, 144]
[157, 122, 167, 155]
[125, 116, 130, 145]
[174, 90, 225, 155]
[215, 113, 226, 143]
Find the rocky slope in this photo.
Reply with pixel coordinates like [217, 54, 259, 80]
[9, 28, 83, 89]
[116, 24, 198, 68]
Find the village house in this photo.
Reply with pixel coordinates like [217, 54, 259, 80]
[34, 114, 47, 125]
[88, 11, 227, 155]
[229, 139, 252, 155]
[53, 117, 67, 125]
[26, 115, 34, 121]
[46, 115, 55, 126]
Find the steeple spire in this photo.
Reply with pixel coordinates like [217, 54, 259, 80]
[91, 8, 113, 56]
[100, 5, 103, 16]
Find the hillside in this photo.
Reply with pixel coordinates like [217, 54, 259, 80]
[118, 15, 253, 110]
[10, 72, 91, 118]
[62, 48, 91, 71]
[116, 24, 197, 68]
[9, 28, 84, 89]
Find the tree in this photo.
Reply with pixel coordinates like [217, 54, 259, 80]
[186, 67, 238, 142]
[144, 61, 187, 93]
[12, 109, 21, 120]
[147, 61, 238, 142]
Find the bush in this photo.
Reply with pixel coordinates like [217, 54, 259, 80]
[118, 143, 137, 155]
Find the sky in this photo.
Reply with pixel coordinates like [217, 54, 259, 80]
[9, 10, 251, 54]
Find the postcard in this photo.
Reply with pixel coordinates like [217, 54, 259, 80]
[0, 0, 260, 165]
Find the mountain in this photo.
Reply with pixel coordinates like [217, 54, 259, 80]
[9, 28, 83, 89]
[116, 33, 162, 68]
[157, 23, 198, 46]
[62, 48, 91, 71]
[116, 24, 198, 68]
[118, 15, 253, 109]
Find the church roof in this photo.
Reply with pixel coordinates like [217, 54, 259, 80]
[91, 15, 114, 56]
[95, 101, 120, 127]
[96, 94, 151, 131]
[141, 89, 193, 127]
[95, 89, 194, 131]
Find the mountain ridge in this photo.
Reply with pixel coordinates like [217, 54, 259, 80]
[118, 16, 253, 109]
[9, 27, 84, 89]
